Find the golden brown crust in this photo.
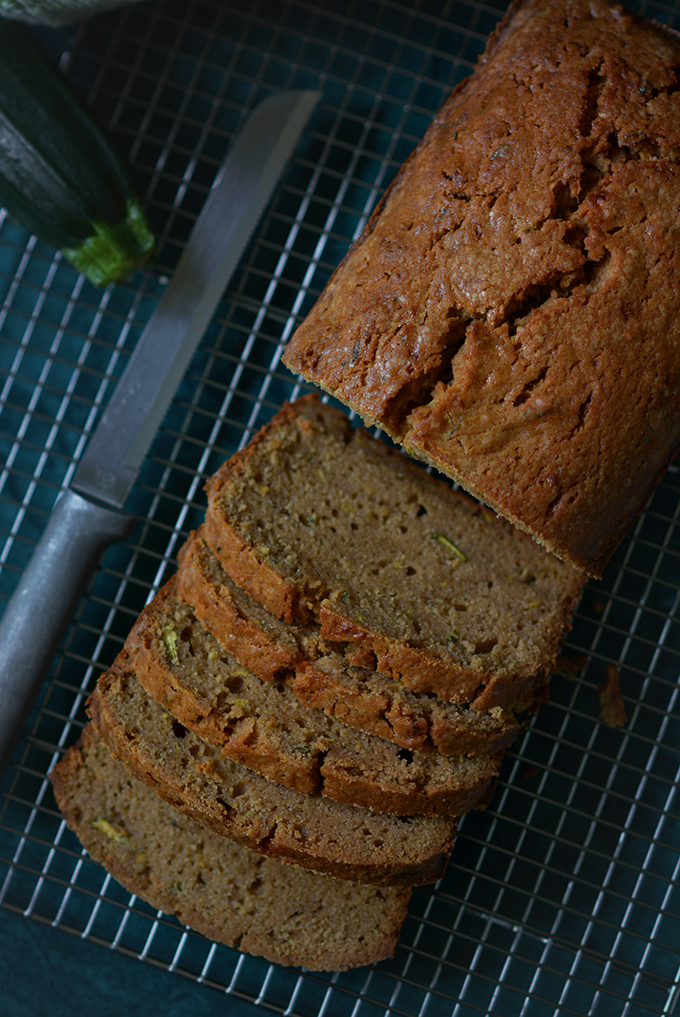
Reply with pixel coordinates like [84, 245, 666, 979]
[203, 401, 328, 623]
[318, 583, 584, 712]
[177, 530, 303, 680]
[321, 763, 498, 817]
[292, 662, 428, 749]
[318, 603, 491, 703]
[128, 603, 320, 794]
[202, 507, 301, 624]
[282, 0, 680, 577]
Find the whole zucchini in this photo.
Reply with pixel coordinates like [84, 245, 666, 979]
[0, 19, 155, 285]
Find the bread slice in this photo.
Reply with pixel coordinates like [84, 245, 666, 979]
[49, 726, 411, 971]
[89, 657, 457, 887]
[127, 577, 502, 817]
[282, 0, 680, 578]
[204, 395, 584, 710]
[177, 528, 523, 756]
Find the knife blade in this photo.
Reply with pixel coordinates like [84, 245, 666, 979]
[0, 89, 319, 777]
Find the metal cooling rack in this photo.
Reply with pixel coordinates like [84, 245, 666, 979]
[0, 1, 679, 1014]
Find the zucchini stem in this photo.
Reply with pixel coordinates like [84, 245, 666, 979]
[62, 197, 156, 286]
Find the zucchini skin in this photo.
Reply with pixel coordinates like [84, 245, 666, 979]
[0, 19, 155, 283]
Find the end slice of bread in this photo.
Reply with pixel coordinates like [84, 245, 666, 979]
[50, 726, 411, 971]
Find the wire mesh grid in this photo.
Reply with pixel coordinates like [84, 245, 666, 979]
[0, 0, 678, 1013]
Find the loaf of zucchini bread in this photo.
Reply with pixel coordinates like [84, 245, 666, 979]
[49, 391, 586, 970]
[51, 380, 585, 970]
[282, 0, 680, 578]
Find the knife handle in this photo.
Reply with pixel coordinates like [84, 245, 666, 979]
[0, 489, 136, 778]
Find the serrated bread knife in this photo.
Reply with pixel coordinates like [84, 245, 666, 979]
[0, 89, 320, 777]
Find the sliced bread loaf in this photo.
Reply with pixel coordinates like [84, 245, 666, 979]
[204, 395, 584, 710]
[127, 577, 502, 817]
[89, 657, 457, 886]
[49, 726, 411, 970]
[177, 527, 522, 755]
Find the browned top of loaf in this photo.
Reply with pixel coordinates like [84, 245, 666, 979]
[49, 727, 410, 971]
[204, 396, 583, 709]
[178, 527, 523, 755]
[282, 0, 680, 578]
[89, 658, 457, 887]
[127, 576, 502, 817]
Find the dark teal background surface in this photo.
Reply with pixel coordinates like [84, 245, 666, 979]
[0, 906, 262, 1016]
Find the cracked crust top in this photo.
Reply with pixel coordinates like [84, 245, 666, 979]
[282, 0, 680, 577]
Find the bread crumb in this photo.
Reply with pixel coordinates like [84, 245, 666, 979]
[346, 646, 378, 669]
[553, 653, 589, 680]
[597, 665, 627, 728]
